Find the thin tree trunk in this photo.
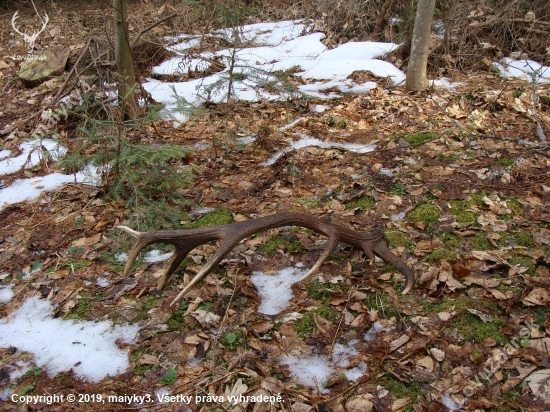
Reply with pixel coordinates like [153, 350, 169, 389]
[405, 0, 436, 91]
[374, 0, 395, 38]
[442, 0, 459, 54]
[113, 0, 138, 119]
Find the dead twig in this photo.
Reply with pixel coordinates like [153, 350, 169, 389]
[131, 12, 177, 48]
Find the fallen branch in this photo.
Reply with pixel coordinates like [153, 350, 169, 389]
[131, 12, 177, 48]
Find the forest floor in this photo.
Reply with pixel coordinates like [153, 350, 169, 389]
[1, 2, 550, 411]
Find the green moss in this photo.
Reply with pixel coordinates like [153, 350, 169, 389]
[293, 306, 339, 338]
[449, 199, 479, 224]
[451, 313, 508, 345]
[326, 114, 348, 129]
[389, 184, 407, 196]
[426, 248, 457, 262]
[534, 306, 550, 327]
[167, 301, 189, 331]
[183, 209, 234, 229]
[512, 231, 534, 248]
[440, 233, 462, 249]
[406, 203, 441, 226]
[135, 296, 160, 322]
[305, 280, 341, 301]
[221, 329, 246, 350]
[363, 293, 401, 319]
[506, 197, 523, 216]
[259, 235, 303, 255]
[132, 348, 157, 375]
[432, 295, 499, 314]
[495, 158, 515, 167]
[509, 255, 535, 273]
[384, 231, 414, 250]
[495, 283, 522, 295]
[403, 132, 437, 145]
[435, 154, 457, 162]
[297, 197, 320, 209]
[381, 375, 422, 403]
[469, 232, 492, 250]
[65, 292, 94, 320]
[345, 195, 376, 211]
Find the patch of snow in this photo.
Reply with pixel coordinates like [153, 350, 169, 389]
[96, 277, 110, 287]
[116, 252, 128, 262]
[298, 79, 378, 98]
[492, 58, 550, 83]
[0, 149, 11, 160]
[0, 296, 139, 382]
[441, 395, 461, 410]
[0, 360, 33, 401]
[0, 139, 65, 176]
[262, 134, 376, 166]
[251, 266, 307, 315]
[166, 36, 201, 53]
[311, 104, 330, 113]
[390, 212, 406, 221]
[143, 250, 174, 263]
[379, 168, 393, 177]
[332, 341, 359, 367]
[235, 134, 257, 145]
[0, 170, 95, 211]
[344, 363, 367, 381]
[189, 207, 215, 215]
[279, 355, 334, 394]
[144, 20, 405, 119]
[279, 117, 305, 131]
[152, 57, 212, 76]
[432, 77, 464, 90]
[364, 321, 394, 342]
[0, 285, 14, 303]
[279, 340, 367, 393]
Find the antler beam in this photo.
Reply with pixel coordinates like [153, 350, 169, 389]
[117, 212, 415, 307]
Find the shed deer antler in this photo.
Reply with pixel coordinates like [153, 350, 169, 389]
[117, 212, 415, 307]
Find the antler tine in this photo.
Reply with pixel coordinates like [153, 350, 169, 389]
[156, 247, 194, 291]
[117, 226, 157, 279]
[170, 231, 245, 307]
[300, 228, 339, 282]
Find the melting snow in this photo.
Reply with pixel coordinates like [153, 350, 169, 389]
[115, 250, 174, 263]
[251, 266, 307, 315]
[143, 250, 175, 263]
[364, 321, 394, 342]
[0, 285, 14, 303]
[0, 140, 99, 211]
[0, 297, 139, 386]
[143, 20, 406, 118]
[280, 341, 367, 393]
[0, 173, 85, 211]
[262, 134, 376, 166]
[492, 58, 550, 83]
[0, 139, 64, 175]
[280, 355, 334, 394]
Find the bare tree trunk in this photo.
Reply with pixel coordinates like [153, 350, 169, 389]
[113, 0, 138, 119]
[374, 0, 395, 38]
[405, 0, 436, 91]
[442, 0, 459, 54]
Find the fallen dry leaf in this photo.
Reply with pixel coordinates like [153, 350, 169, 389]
[522, 288, 550, 306]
